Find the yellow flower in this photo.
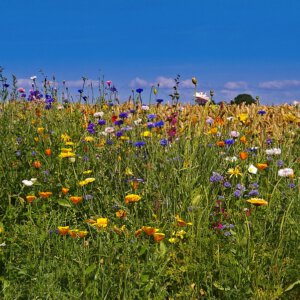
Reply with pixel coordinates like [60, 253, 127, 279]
[59, 151, 76, 158]
[39, 192, 52, 199]
[141, 131, 152, 138]
[113, 225, 126, 235]
[65, 141, 74, 146]
[168, 237, 178, 244]
[83, 170, 92, 174]
[61, 133, 71, 142]
[121, 136, 130, 141]
[125, 167, 134, 176]
[26, 195, 37, 203]
[79, 177, 95, 186]
[116, 209, 127, 219]
[238, 113, 248, 123]
[175, 230, 187, 239]
[91, 218, 108, 229]
[208, 127, 218, 135]
[37, 127, 45, 134]
[247, 198, 268, 206]
[78, 230, 88, 238]
[84, 136, 94, 142]
[227, 167, 243, 178]
[125, 194, 141, 204]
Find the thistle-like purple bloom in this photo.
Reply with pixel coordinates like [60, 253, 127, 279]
[87, 122, 96, 134]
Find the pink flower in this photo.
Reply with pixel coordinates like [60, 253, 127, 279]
[106, 80, 112, 86]
[18, 88, 25, 93]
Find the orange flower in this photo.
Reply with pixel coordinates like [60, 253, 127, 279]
[176, 215, 192, 227]
[153, 232, 165, 242]
[135, 228, 143, 237]
[33, 161, 41, 168]
[216, 141, 225, 147]
[69, 229, 79, 238]
[78, 230, 88, 238]
[45, 148, 52, 156]
[39, 191, 52, 198]
[69, 196, 83, 204]
[142, 226, 159, 236]
[61, 187, 69, 195]
[116, 209, 127, 219]
[239, 152, 248, 160]
[57, 226, 70, 236]
[215, 117, 224, 126]
[240, 135, 247, 144]
[26, 195, 36, 203]
[257, 163, 268, 170]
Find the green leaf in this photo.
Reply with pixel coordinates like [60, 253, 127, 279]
[57, 199, 72, 207]
[84, 264, 97, 276]
[285, 280, 300, 292]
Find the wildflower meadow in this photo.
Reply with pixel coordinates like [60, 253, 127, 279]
[0, 76, 299, 299]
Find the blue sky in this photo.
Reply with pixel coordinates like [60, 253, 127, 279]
[1, 0, 300, 104]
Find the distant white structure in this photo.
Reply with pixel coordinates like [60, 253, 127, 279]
[195, 92, 210, 105]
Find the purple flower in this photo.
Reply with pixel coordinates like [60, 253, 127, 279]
[266, 138, 273, 145]
[288, 183, 296, 189]
[134, 141, 146, 147]
[147, 114, 156, 120]
[156, 99, 163, 104]
[223, 181, 232, 188]
[154, 120, 164, 127]
[136, 88, 143, 94]
[210, 172, 224, 183]
[258, 110, 266, 115]
[248, 189, 259, 197]
[116, 131, 123, 138]
[98, 119, 106, 126]
[160, 139, 168, 147]
[119, 112, 128, 119]
[114, 120, 124, 126]
[87, 122, 96, 134]
[84, 194, 93, 200]
[251, 182, 259, 189]
[234, 190, 242, 198]
[277, 160, 284, 167]
[225, 139, 235, 145]
[224, 231, 231, 236]
[147, 122, 154, 129]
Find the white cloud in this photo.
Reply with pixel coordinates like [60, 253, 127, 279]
[221, 89, 254, 100]
[156, 76, 175, 88]
[259, 80, 300, 89]
[129, 77, 150, 88]
[224, 81, 248, 90]
[181, 79, 194, 88]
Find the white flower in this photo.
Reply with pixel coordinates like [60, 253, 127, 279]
[229, 131, 240, 138]
[30, 178, 37, 183]
[30, 76, 37, 80]
[104, 127, 115, 134]
[225, 156, 238, 162]
[134, 118, 142, 125]
[266, 148, 281, 155]
[278, 168, 294, 177]
[227, 117, 235, 121]
[94, 111, 104, 118]
[100, 131, 108, 136]
[206, 117, 214, 125]
[194, 92, 210, 101]
[141, 105, 149, 110]
[57, 106, 64, 110]
[248, 164, 258, 174]
[69, 157, 76, 163]
[0, 242, 6, 247]
[22, 179, 34, 186]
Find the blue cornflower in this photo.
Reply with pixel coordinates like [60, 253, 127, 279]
[130, 109, 136, 114]
[106, 139, 113, 145]
[98, 119, 106, 126]
[160, 139, 168, 147]
[78, 89, 83, 94]
[288, 183, 296, 189]
[45, 104, 52, 110]
[116, 131, 123, 138]
[110, 86, 117, 92]
[114, 120, 124, 126]
[147, 114, 156, 120]
[147, 122, 154, 129]
[119, 112, 128, 119]
[266, 138, 273, 145]
[154, 120, 164, 127]
[225, 139, 235, 145]
[136, 88, 143, 94]
[210, 172, 224, 183]
[258, 110, 266, 115]
[87, 122, 96, 134]
[134, 141, 146, 147]
[156, 99, 163, 103]
[3, 83, 9, 88]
